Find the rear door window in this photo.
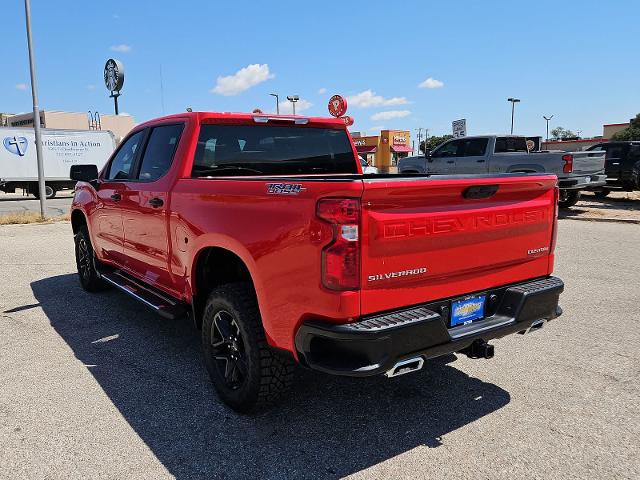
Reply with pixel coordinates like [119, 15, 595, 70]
[495, 137, 529, 153]
[461, 138, 488, 156]
[192, 124, 357, 176]
[137, 124, 184, 181]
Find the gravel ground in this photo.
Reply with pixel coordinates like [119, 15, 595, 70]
[0, 220, 638, 479]
[561, 190, 640, 221]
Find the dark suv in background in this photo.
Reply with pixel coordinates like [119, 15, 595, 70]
[586, 141, 640, 196]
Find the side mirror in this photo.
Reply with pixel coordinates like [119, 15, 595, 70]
[70, 164, 99, 186]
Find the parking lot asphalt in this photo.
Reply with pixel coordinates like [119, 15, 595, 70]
[0, 192, 73, 216]
[0, 220, 638, 479]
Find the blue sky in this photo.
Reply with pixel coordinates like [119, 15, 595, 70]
[3, 0, 639, 139]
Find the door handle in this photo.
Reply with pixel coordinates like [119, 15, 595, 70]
[149, 197, 164, 208]
[477, 159, 486, 163]
[447, 160, 455, 164]
[110, 193, 121, 201]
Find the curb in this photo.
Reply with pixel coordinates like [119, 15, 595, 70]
[559, 216, 640, 225]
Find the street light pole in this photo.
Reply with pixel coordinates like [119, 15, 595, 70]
[543, 115, 554, 142]
[270, 93, 279, 114]
[23, 0, 46, 218]
[286, 95, 299, 115]
[507, 97, 520, 134]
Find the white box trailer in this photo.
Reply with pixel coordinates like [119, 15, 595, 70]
[1, 127, 116, 198]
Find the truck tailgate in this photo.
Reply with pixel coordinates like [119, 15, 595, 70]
[360, 174, 557, 315]
[571, 151, 605, 174]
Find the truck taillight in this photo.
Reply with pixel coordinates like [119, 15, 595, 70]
[562, 154, 573, 173]
[317, 198, 360, 291]
[551, 186, 559, 253]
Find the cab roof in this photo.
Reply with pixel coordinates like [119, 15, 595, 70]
[136, 111, 348, 129]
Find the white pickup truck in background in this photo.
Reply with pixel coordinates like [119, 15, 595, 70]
[1, 127, 116, 199]
[398, 135, 606, 207]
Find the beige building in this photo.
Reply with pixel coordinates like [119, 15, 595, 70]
[603, 122, 630, 139]
[4, 110, 135, 141]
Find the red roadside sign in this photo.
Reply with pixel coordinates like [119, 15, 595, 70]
[328, 95, 348, 118]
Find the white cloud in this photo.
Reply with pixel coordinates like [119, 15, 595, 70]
[317, 87, 327, 94]
[371, 110, 411, 121]
[347, 89, 410, 108]
[278, 99, 313, 114]
[211, 63, 274, 96]
[15, 83, 28, 91]
[86, 84, 96, 90]
[110, 44, 131, 53]
[418, 77, 444, 89]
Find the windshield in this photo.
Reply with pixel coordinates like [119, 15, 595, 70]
[192, 124, 358, 176]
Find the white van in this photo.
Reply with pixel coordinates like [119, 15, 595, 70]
[1, 127, 116, 198]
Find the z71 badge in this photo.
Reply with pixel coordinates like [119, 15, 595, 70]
[267, 183, 307, 195]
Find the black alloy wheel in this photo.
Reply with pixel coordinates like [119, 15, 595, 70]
[210, 310, 248, 390]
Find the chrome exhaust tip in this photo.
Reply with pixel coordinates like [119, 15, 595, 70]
[384, 356, 424, 378]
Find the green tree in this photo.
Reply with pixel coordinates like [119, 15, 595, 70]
[420, 134, 453, 153]
[550, 127, 579, 140]
[611, 113, 640, 141]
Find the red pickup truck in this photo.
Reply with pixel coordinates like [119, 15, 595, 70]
[70, 111, 564, 412]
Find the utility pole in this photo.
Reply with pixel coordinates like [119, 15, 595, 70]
[23, 0, 46, 218]
[270, 93, 279, 114]
[543, 115, 553, 142]
[416, 127, 423, 153]
[507, 97, 520, 134]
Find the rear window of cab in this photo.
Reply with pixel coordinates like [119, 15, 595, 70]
[191, 124, 357, 176]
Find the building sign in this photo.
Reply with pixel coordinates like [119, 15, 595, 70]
[452, 119, 467, 138]
[104, 59, 125, 93]
[328, 95, 348, 118]
[354, 139, 367, 147]
[392, 134, 408, 145]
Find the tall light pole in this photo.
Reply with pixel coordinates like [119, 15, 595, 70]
[507, 97, 520, 134]
[286, 95, 299, 115]
[270, 93, 279, 114]
[543, 115, 554, 142]
[23, 0, 46, 218]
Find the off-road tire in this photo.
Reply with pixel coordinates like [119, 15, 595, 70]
[74, 227, 107, 292]
[594, 188, 610, 199]
[558, 189, 581, 208]
[201, 283, 294, 413]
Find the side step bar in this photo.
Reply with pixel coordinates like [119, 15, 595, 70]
[101, 271, 188, 320]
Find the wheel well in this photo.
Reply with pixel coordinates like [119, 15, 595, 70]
[192, 247, 254, 328]
[71, 210, 87, 234]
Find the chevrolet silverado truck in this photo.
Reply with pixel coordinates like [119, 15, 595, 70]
[69, 112, 564, 413]
[398, 135, 606, 208]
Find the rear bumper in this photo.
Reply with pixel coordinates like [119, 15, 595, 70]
[559, 174, 607, 190]
[294, 276, 564, 377]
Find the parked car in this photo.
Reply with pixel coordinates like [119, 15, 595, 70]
[0, 127, 116, 198]
[359, 155, 378, 174]
[70, 112, 564, 412]
[399, 135, 606, 208]
[585, 141, 640, 196]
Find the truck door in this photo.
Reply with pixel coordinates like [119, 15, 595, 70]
[120, 123, 185, 296]
[428, 139, 463, 174]
[92, 130, 145, 265]
[454, 138, 490, 174]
